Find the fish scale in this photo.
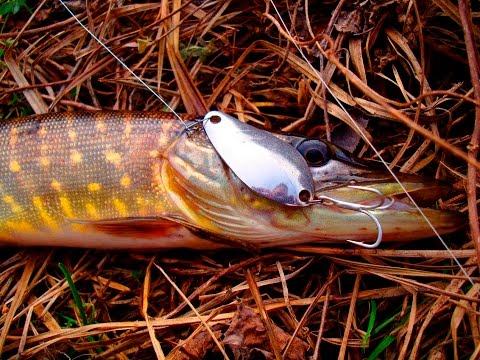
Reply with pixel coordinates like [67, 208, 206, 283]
[0, 112, 199, 246]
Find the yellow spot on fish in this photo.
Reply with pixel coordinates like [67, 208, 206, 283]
[136, 196, 146, 215]
[151, 163, 162, 188]
[59, 196, 74, 218]
[170, 156, 211, 184]
[40, 157, 50, 167]
[4, 195, 14, 203]
[149, 150, 160, 158]
[9, 127, 18, 147]
[70, 150, 83, 164]
[120, 174, 131, 188]
[68, 130, 77, 141]
[32, 196, 58, 230]
[96, 121, 106, 132]
[272, 211, 307, 227]
[87, 182, 102, 192]
[105, 150, 121, 165]
[39, 127, 48, 136]
[9, 160, 21, 173]
[85, 203, 99, 218]
[50, 179, 62, 192]
[125, 122, 132, 137]
[6, 220, 34, 233]
[3, 195, 22, 213]
[241, 193, 263, 208]
[159, 136, 169, 146]
[113, 198, 128, 217]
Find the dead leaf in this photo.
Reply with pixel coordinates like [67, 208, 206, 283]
[331, 115, 369, 152]
[271, 323, 309, 360]
[223, 303, 309, 360]
[335, 10, 364, 34]
[167, 324, 224, 360]
[427, 345, 447, 360]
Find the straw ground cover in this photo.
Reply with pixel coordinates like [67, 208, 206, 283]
[0, 0, 479, 359]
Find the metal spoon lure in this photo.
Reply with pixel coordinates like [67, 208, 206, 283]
[202, 111, 315, 206]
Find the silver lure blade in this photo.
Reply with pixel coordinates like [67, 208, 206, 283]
[203, 111, 314, 206]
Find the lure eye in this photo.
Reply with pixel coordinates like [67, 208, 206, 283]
[297, 140, 331, 166]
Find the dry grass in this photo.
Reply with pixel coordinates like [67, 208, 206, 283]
[0, 0, 479, 359]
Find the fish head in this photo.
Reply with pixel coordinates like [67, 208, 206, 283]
[162, 128, 465, 247]
[278, 134, 465, 244]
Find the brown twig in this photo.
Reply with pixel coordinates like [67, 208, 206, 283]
[458, 0, 480, 270]
[245, 267, 282, 360]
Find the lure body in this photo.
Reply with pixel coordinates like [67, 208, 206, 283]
[0, 111, 463, 249]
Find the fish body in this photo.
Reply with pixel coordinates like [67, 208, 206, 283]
[0, 112, 199, 248]
[0, 111, 464, 249]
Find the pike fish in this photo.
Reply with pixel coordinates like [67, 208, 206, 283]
[0, 111, 464, 250]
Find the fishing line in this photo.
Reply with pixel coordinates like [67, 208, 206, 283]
[269, 0, 474, 285]
[58, 0, 189, 129]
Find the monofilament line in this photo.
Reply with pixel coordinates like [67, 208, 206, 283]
[269, 0, 474, 285]
[58, 0, 189, 129]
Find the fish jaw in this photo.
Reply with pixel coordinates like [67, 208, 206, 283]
[163, 130, 465, 247]
[293, 203, 465, 244]
[280, 134, 466, 243]
[294, 172, 464, 244]
[255, 181, 465, 246]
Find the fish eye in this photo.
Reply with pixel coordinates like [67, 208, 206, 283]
[297, 140, 331, 166]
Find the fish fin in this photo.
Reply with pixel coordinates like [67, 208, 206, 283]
[185, 226, 259, 253]
[67, 216, 186, 239]
[67, 216, 258, 252]
[158, 215, 259, 252]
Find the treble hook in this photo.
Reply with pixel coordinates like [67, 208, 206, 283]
[309, 185, 394, 211]
[309, 185, 391, 248]
[346, 209, 383, 249]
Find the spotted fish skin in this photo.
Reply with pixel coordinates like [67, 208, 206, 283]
[0, 111, 210, 248]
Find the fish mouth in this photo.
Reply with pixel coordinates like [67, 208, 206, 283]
[309, 175, 465, 242]
[313, 170, 451, 207]
[305, 143, 466, 241]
